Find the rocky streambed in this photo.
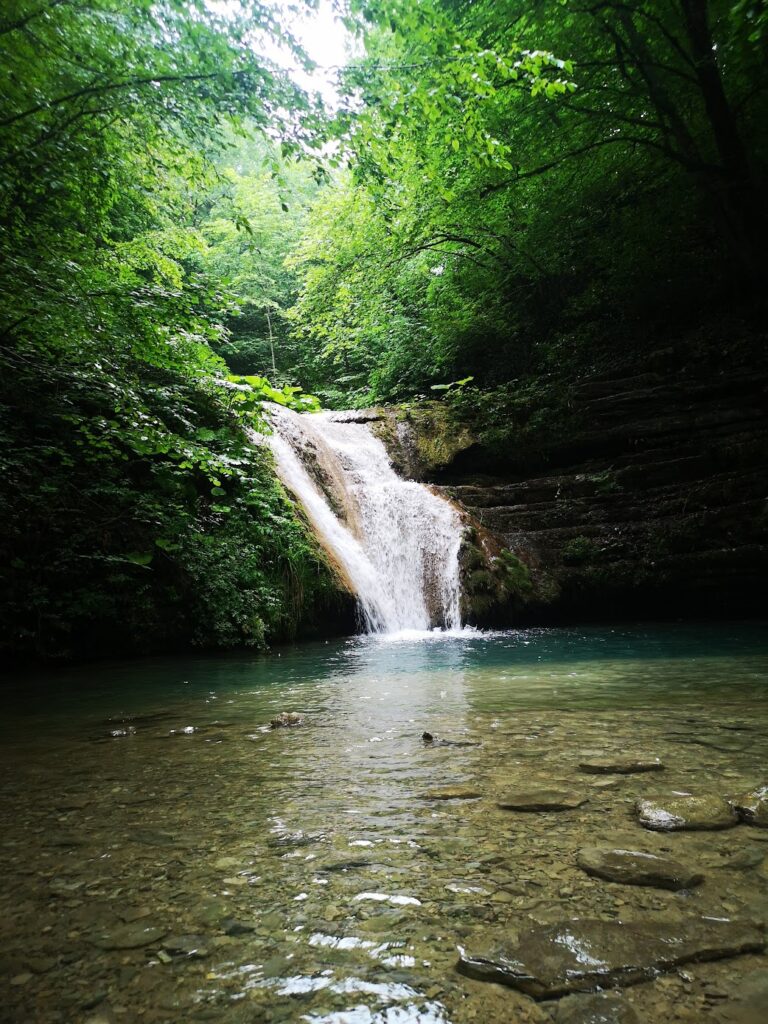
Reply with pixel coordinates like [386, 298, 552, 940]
[1, 626, 767, 1024]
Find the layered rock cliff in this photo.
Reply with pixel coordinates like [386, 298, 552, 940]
[373, 346, 768, 624]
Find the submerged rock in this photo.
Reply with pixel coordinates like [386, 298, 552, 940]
[89, 924, 168, 950]
[422, 732, 481, 747]
[576, 847, 703, 890]
[498, 789, 588, 812]
[553, 992, 640, 1024]
[579, 758, 663, 775]
[635, 795, 738, 831]
[270, 712, 303, 729]
[456, 916, 765, 999]
[424, 786, 483, 800]
[733, 786, 768, 827]
[161, 934, 208, 958]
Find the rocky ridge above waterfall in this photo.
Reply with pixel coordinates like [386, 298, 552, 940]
[370, 332, 768, 626]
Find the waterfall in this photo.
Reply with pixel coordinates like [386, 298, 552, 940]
[266, 405, 463, 634]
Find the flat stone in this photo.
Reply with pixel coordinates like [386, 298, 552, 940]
[456, 916, 765, 999]
[425, 787, 482, 800]
[733, 786, 768, 827]
[554, 992, 640, 1024]
[635, 795, 738, 831]
[576, 847, 703, 890]
[88, 924, 168, 950]
[579, 758, 663, 775]
[498, 789, 588, 812]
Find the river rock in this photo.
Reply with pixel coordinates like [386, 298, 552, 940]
[270, 712, 303, 728]
[425, 786, 482, 800]
[553, 992, 640, 1024]
[579, 758, 663, 775]
[733, 786, 768, 827]
[422, 732, 481, 747]
[161, 934, 208, 958]
[635, 795, 738, 831]
[498, 789, 588, 812]
[576, 847, 703, 890]
[456, 916, 765, 999]
[88, 924, 168, 950]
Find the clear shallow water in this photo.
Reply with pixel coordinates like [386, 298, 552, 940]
[1, 623, 768, 1024]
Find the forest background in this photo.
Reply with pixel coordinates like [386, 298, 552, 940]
[1, 0, 765, 660]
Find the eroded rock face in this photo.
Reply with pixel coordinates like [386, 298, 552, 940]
[576, 847, 703, 890]
[497, 789, 588, 812]
[456, 917, 765, 999]
[733, 786, 768, 827]
[635, 795, 738, 831]
[380, 364, 768, 626]
[578, 758, 663, 775]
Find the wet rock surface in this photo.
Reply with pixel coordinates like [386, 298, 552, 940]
[270, 711, 303, 728]
[733, 786, 768, 827]
[576, 847, 704, 890]
[635, 795, 739, 831]
[457, 917, 765, 998]
[553, 992, 642, 1024]
[497, 789, 588, 811]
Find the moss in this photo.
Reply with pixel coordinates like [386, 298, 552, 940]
[497, 548, 534, 596]
[562, 536, 601, 565]
[376, 401, 479, 477]
[587, 469, 622, 494]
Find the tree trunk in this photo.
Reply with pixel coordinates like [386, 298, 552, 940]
[679, 0, 768, 291]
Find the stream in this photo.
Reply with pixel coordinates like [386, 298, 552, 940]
[2, 622, 767, 1024]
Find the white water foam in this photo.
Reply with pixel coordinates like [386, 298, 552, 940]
[266, 406, 464, 634]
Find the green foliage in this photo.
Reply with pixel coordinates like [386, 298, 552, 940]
[0, 1, 336, 660]
[289, 0, 767, 406]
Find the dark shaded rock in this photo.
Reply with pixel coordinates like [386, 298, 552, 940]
[578, 758, 663, 775]
[318, 858, 374, 874]
[270, 712, 303, 729]
[390, 361, 768, 627]
[498, 789, 588, 812]
[222, 919, 255, 936]
[576, 847, 703, 890]
[456, 916, 765, 999]
[635, 795, 738, 831]
[733, 786, 768, 827]
[553, 992, 641, 1024]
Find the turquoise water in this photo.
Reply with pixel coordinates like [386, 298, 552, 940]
[1, 622, 767, 1024]
[5, 621, 768, 725]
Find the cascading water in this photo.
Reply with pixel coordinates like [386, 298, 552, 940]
[265, 405, 464, 634]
